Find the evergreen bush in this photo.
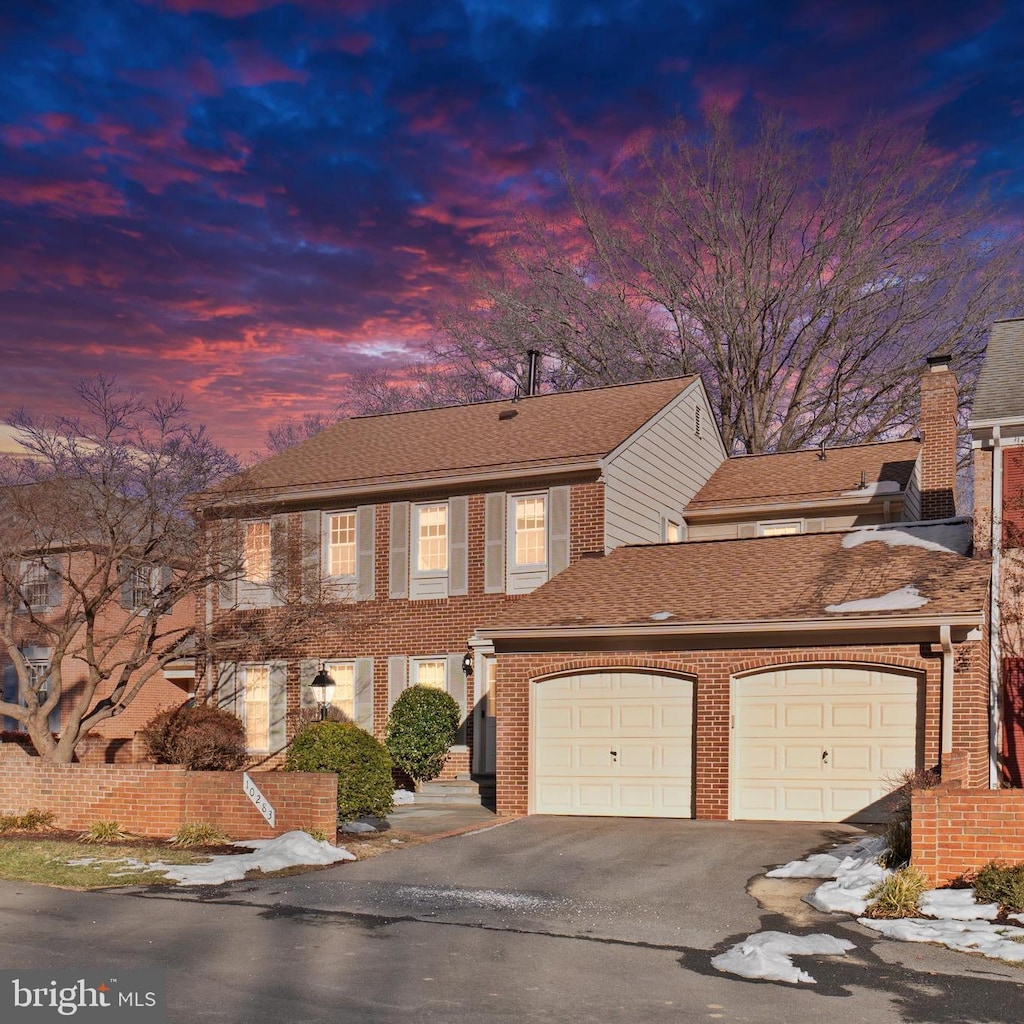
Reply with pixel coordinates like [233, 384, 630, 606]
[385, 685, 460, 784]
[974, 861, 1024, 913]
[285, 720, 394, 822]
[139, 703, 247, 771]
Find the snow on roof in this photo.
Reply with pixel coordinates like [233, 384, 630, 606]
[839, 480, 901, 498]
[825, 585, 928, 614]
[840, 518, 972, 556]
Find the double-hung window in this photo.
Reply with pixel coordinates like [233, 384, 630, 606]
[326, 511, 357, 579]
[411, 657, 447, 692]
[513, 495, 547, 568]
[415, 504, 448, 574]
[241, 664, 270, 751]
[22, 562, 50, 610]
[324, 660, 356, 720]
[243, 520, 272, 584]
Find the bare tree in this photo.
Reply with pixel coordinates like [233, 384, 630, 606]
[433, 110, 1024, 453]
[0, 377, 239, 762]
[265, 411, 344, 456]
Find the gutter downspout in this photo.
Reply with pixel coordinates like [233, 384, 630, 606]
[990, 426, 1003, 789]
[940, 624, 954, 757]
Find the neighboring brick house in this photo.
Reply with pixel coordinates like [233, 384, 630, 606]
[476, 357, 989, 823]
[1, 548, 195, 762]
[970, 317, 1024, 786]
[201, 376, 726, 774]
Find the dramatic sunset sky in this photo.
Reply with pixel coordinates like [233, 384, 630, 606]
[1, 0, 1021, 453]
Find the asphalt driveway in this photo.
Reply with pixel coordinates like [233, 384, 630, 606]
[156, 815, 865, 948]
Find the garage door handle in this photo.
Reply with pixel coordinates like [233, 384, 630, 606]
[822, 750, 829, 763]
[610, 750, 618, 760]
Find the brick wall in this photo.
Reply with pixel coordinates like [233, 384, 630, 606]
[919, 363, 958, 520]
[0, 748, 337, 841]
[912, 787, 1024, 886]
[494, 639, 986, 818]
[212, 475, 607, 774]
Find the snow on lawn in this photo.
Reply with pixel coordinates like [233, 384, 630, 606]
[145, 831, 355, 886]
[841, 519, 972, 555]
[765, 834, 1024, 966]
[711, 931, 855, 984]
[825, 586, 928, 614]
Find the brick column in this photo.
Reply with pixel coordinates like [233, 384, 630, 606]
[919, 355, 958, 520]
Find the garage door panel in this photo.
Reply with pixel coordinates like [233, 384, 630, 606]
[733, 667, 919, 823]
[534, 672, 694, 818]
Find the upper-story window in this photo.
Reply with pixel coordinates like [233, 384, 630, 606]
[326, 511, 357, 578]
[415, 503, 448, 574]
[22, 562, 51, 610]
[243, 520, 272, 584]
[513, 495, 547, 567]
[757, 520, 802, 537]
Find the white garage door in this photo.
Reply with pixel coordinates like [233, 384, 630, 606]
[732, 666, 919, 823]
[533, 671, 693, 817]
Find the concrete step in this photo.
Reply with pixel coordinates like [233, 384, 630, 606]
[416, 776, 496, 807]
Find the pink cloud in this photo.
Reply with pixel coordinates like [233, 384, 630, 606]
[0, 178, 127, 218]
[226, 41, 309, 87]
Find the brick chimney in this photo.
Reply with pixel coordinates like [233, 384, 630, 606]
[919, 354, 958, 520]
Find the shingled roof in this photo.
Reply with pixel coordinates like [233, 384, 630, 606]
[479, 522, 986, 634]
[686, 438, 920, 513]
[230, 376, 698, 497]
[971, 318, 1024, 425]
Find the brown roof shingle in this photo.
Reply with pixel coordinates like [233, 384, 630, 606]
[687, 439, 920, 512]
[480, 525, 986, 633]
[232, 376, 698, 496]
[972, 318, 1024, 424]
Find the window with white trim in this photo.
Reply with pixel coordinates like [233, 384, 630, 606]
[411, 657, 447, 691]
[241, 664, 270, 750]
[513, 494, 547, 567]
[131, 566, 160, 609]
[243, 520, 272, 584]
[22, 561, 49, 610]
[414, 504, 448, 573]
[324, 660, 356, 720]
[325, 511, 357, 578]
[757, 520, 802, 537]
[664, 518, 684, 543]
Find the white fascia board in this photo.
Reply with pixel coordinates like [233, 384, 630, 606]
[477, 611, 984, 642]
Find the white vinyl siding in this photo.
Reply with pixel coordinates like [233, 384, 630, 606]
[603, 381, 726, 551]
[903, 454, 922, 521]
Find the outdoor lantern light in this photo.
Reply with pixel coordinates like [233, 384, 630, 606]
[310, 664, 337, 720]
[461, 650, 473, 676]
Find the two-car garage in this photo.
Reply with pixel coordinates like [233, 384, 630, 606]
[530, 666, 921, 823]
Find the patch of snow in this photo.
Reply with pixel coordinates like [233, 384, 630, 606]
[841, 519, 971, 556]
[825, 585, 928, 614]
[711, 931, 855, 985]
[767, 836, 887, 879]
[858, 917, 1024, 963]
[805, 859, 889, 916]
[649, 611, 675, 621]
[840, 481, 901, 498]
[393, 789, 415, 805]
[341, 821, 377, 834]
[394, 884, 554, 912]
[151, 831, 355, 886]
[920, 889, 999, 921]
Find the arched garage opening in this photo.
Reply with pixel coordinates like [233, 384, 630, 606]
[531, 669, 695, 817]
[730, 663, 924, 823]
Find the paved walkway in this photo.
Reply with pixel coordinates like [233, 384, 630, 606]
[349, 801, 508, 837]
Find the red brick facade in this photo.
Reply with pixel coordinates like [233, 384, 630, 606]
[0, 746, 337, 840]
[494, 639, 988, 818]
[212, 475, 607, 771]
[919, 362, 959, 520]
[912, 787, 1024, 886]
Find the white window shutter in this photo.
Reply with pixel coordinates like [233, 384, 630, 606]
[446, 651, 468, 744]
[217, 662, 239, 715]
[355, 504, 376, 601]
[548, 486, 570, 578]
[484, 492, 506, 593]
[2, 663, 20, 731]
[301, 511, 321, 596]
[218, 522, 239, 608]
[299, 659, 318, 712]
[387, 655, 407, 710]
[389, 502, 409, 599]
[268, 662, 288, 751]
[270, 515, 289, 605]
[354, 657, 374, 732]
[119, 563, 135, 610]
[45, 560, 62, 609]
[449, 496, 468, 596]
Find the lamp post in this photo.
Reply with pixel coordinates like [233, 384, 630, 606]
[310, 664, 336, 721]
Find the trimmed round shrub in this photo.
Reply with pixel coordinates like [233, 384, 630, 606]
[385, 685, 460, 784]
[139, 703, 247, 771]
[285, 721, 394, 822]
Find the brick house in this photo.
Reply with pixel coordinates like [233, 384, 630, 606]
[970, 317, 1024, 786]
[202, 375, 725, 775]
[1, 546, 195, 762]
[476, 356, 989, 822]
